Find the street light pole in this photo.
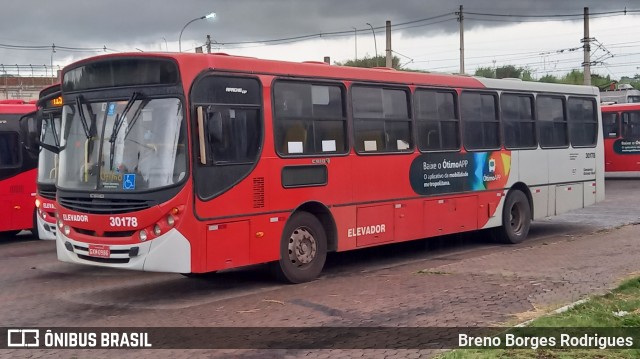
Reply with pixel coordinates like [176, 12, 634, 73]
[366, 23, 378, 66]
[179, 12, 216, 52]
[352, 27, 357, 61]
[162, 36, 169, 52]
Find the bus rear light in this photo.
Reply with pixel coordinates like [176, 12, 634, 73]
[139, 230, 148, 242]
[153, 224, 162, 236]
[167, 215, 175, 227]
[63, 225, 71, 236]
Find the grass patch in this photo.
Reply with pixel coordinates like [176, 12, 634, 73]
[438, 277, 640, 359]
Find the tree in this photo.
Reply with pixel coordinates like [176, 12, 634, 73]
[539, 74, 559, 83]
[474, 67, 495, 78]
[335, 55, 401, 69]
[495, 65, 522, 79]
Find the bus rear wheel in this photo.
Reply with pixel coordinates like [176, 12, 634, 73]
[273, 211, 327, 284]
[491, 189, 531, 244]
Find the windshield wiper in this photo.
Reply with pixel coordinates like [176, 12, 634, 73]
[75, 96, 91, 139]
[109, 92, 140, 170]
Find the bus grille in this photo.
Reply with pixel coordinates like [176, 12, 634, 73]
[39, 189, 57, 201]
[59, 196, 152, 214]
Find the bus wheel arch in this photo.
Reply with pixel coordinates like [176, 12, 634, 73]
[273, 202, 334, 283]
[294, 201, 337, 252]
[492, 184, 532, 244]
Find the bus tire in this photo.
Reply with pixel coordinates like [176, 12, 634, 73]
[491, 190, 531, 244]
[32, 209, 40, 240]
[274, 211, 327, 284]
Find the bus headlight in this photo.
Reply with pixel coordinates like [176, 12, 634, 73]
[153, 224, 162, 236]
[63, 225, 71, 236]
[58, 218, 64, 229]
[35, 199, 41, 208]
[167, 215, 175, 227]
[139, 230, 148, 242]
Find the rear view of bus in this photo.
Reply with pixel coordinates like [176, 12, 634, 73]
[0, 100, 37, 237]
[601, 103, 640, 175]
[34, 84, 63, 240]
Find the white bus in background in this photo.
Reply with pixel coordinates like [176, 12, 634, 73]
[600, 83, 640, 104]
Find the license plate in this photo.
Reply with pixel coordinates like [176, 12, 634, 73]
[88, 244, 110, 258]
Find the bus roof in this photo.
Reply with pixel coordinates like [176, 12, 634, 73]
[62, 52, 598, 96]
[0, 103, 36, 114]
[601, 102, 640, 112]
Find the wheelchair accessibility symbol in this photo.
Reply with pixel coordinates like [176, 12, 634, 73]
[123, 174, 136, 190]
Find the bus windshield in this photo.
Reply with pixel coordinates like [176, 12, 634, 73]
[57, 97, 186, 191]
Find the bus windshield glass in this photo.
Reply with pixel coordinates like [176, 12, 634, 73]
[57, 97, 186, 191]
[37, 116, 59, 184]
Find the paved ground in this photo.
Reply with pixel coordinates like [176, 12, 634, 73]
[1, 179, 639, 358]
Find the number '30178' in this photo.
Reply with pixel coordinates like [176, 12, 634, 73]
[109, 216, 138, 227]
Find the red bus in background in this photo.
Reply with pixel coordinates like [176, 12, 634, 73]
[0, 100, 37, 237]
[39, 53, 603, 283]
[34, 84, 63, 240]
[601, 103, 640, 175]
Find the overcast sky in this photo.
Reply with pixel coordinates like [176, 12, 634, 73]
[2, 0, 640, 80]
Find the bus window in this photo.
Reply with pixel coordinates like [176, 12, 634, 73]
[0, 132, 21, 167]
[622, 112, 640, 139]
[415, 89, 459, 151]
[537, 95, 568, 148]
[602, 113, 619, 138]
[460, 91, 499, 150]
[568, 97, 597, 147]
[352, 86, 412, 153]
[501, 93, 536, 149]
[273, 81, 346, 156]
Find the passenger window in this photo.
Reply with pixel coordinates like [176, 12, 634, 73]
[461, 92, 500, 150]
[622, 111, 640, 139]
[0, 132, 21, 167]
[537, 96, 568, 148]
[501, 93, 536, 149]
[602, 113, 619, 138]
[273, 81, 346, 155]
[352, 86, 412, 153]
[568, 97, 597, 147]
[415, 89, 459, 151]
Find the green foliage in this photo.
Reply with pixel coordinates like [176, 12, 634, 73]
[475, 67, 496, 78]
[539, 74, 558, 83]
[335, 55, 401, 69]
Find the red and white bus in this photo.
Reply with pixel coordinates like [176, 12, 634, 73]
[0, 100, 37, 237]
[38, 53, 604, 282]
[33, 84, 63, 240]
[601, 103, 640, 175]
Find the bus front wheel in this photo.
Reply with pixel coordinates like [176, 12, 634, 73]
[491, 190, 531, 244]
[274, 211, 327, 284]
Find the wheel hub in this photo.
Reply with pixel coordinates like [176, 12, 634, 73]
[288, 227, 317, 265]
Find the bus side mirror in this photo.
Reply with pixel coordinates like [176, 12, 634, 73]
[19, 111, 40, 156]
[19, 110, 61, 155]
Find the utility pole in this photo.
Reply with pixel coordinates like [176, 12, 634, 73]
[206, 35, 212, 53]
[457, 5, 465, 74]
[385, 21, 392, 68]
[352, 27, 358, 61]
[582, 7, 591, 86]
